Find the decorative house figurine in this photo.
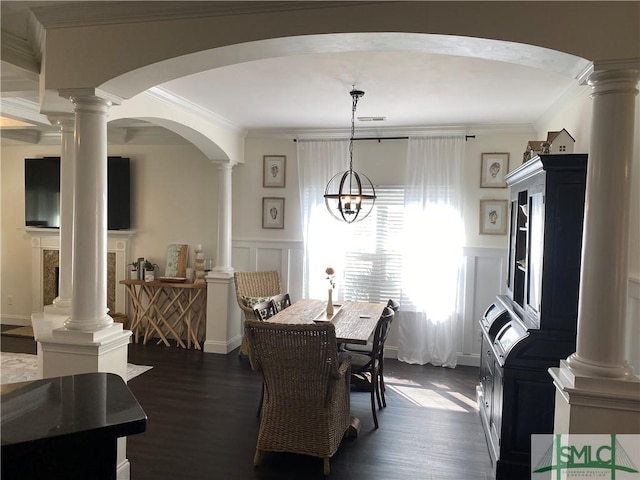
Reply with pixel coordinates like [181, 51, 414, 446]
[546, 128, 575, 154]
[522, 129, 575, 163]
[523, 140, 545, 163]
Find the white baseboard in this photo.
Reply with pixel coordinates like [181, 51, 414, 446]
[456, 353, 480, 368]
[203, 335, 242, 354]
[384, 347, 480, 368]
[1, 314, 31, 326]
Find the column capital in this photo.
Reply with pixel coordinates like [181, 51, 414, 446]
[578, 59, 640, 86]
[58, 88, 123, 107]
[588, 68, 640, 98]
[213, 161, 235, 171]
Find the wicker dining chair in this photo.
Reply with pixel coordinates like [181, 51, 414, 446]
[348, 306, 395, 429]
[245, 320, 352, 477]
[234, 270, 282, 356]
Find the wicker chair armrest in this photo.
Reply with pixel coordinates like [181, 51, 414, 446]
[335, 357, 351, 379]
[239, 303, 254, 315]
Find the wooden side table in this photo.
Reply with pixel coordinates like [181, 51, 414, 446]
[120, 279, 207, 349]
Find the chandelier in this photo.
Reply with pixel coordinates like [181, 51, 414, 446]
[323, 88, 377, 223]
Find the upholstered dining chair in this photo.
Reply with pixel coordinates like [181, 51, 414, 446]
[234, 270, 282, 356]
[348, 306, 395, 429]
[244, 320, 352, 477]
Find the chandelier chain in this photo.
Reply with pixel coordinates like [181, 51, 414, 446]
[349, 91, 357, 172]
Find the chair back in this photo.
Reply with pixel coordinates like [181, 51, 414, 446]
[234, 270, 282, 318]
[270, 293, 291, 312]
[387, 299, 400, 313]
[252, 300, 277, 321]
[372, 306, 395, 362]
[245, 320, 342, 405]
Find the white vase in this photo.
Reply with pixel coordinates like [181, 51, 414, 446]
[326, 289, 334, 315]
[130, 270, 138, 280]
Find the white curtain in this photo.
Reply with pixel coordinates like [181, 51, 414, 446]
[297, 139, 350, 299]
[398, 136, 466, 368]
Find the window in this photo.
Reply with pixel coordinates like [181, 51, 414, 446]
[342, 186, 405, 304]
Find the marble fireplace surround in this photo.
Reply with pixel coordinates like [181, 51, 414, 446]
[27, 228, 135, 316]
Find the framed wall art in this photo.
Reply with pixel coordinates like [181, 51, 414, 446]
[479, 199, 508, 235]
[481, 152, 510, 188]
[262, 197, 285, 229]
[263, 155, 286, 188]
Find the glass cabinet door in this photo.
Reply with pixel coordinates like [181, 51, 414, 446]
[527, 192, 544, 319]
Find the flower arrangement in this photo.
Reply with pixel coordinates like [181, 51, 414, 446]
[325, 267, 335, 290]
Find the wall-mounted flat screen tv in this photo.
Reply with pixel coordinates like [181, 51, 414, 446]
[25, 156, 131, 230]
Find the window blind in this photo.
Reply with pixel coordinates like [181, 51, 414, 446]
[342, 185, 405, 304]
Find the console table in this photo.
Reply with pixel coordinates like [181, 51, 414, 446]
[120, 279, 206, 349]
[1, 372, 146, 480]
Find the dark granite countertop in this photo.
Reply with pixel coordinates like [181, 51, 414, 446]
[1, 372, 146, 447]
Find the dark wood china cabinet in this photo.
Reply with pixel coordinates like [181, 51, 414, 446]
[476, 154, 587, 479]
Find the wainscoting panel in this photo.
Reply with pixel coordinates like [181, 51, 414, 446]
[457, 247, 507, 366]
[232, 240, 304, 302]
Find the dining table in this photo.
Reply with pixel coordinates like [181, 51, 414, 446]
[266, 298, 386, 345]
[265, 298, 387, 436]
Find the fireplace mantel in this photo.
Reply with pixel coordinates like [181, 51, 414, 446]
[26, 228, 135, 315]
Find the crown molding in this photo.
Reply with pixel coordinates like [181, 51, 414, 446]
[247, 123, 535, 140]
[147, 87, 243, 134]
[29, 1, 358, 29]
[0, 128, 42, 145]
[0, 31, 39, 75]
[0, 98, 51, 126]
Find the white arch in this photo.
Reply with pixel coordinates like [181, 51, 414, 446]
[102, 33, 590, 101]
[96, 32, 589, 160]
[109, 90, 245, 162]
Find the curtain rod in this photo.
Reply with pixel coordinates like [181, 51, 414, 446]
[294, 135, 475, 142]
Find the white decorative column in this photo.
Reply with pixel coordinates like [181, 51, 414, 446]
[49, 115, 75, 313]
[204, 162, 241, 354]
[213, 162, 233, 274]
[68, 94, 111, 331]
[550, 63, 640, 434]
[39, 90, 131, 371]
[32, 115, 75, 360]
[40, 89, 130, 367]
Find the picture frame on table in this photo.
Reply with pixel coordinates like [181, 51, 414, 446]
[480, 152, 510, 188]
[263, 155, 286, 187]
[479, 199, 508, 235]
[262, 197, 285, 229]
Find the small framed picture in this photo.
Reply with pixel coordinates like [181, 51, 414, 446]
[263, 155, 286, 188]
[481, 153, 510, 188]
[262, 197, 285, 229]
[480, 199, 508, 235]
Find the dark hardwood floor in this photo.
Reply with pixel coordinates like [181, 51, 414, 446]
[1, 330, 494, 479]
